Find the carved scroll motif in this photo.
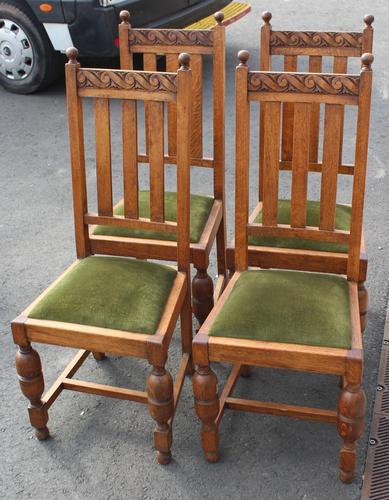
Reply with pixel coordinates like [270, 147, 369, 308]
[270, 31, 363, 49]
[270, 31, 362, 49]
[248, 72, 360, 96]
[129, 29, 214, 47]
[76, 69, 177, 93]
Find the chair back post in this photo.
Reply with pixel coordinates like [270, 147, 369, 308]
[234, 50, 250, 272]
[119, 10, 132, 70]
[362, 15, 374, 54]
[176, 53, 192, 275]
[347, 53, 374, 281]
[65, 47, 90, 258]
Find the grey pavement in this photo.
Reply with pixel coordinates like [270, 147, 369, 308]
[1, 1, 389, 499]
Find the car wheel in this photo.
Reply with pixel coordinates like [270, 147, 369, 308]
[0, 2, 62, 93]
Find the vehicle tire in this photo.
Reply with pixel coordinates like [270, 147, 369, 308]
[0, 1, 62, 93]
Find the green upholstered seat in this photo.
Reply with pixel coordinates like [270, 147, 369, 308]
[93, 191, 214, 243]
[28, 256, 177, 334]
[209, 269, 352, 349]
[250, 199, 351, 253]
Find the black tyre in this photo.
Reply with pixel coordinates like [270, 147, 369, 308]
[0, 1, 62, 93]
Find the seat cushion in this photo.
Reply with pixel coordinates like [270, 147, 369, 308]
[28, 256, 177, 334]
[93, 191, 214, 243]
[209, 269, 352, 349]
[250, 199, 351, 253]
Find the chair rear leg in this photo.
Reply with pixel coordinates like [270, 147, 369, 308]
[337, 381, 366, 483]
[15, 343, 49, 440]
[147, 365, 174, 465]
[180, 292, 194, 375]
[192, 365, 220, 462]
[192, 267, 214, 325]
[92, 352, 106, 361]
[358, 282, 368, 333]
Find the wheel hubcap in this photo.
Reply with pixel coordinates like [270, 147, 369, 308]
[0, 18, 34, 80]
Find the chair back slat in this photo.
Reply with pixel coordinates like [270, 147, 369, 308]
[166, 53, 179, 156]
[94, 97, 113, 216]
[143, 53, 157, 154]
[290, 102, 310, 227]
[262, 101, 281, 226]
[190, 54, 203, 158]
[122, 100, 138, 218]
[281, 55, 297, 161]
[319, 104, 343, 230]
[148, 101, 165, 222]
[235, 50, 373, 281]
[308, 56, 322, 162]
[65, 48, 192, 271]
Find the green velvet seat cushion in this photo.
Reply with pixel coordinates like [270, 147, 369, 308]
[250, 199, 351, 253]
[28, 256, 177, 334]
[93, 191, 214, 243]
[209, 269, 351, 349]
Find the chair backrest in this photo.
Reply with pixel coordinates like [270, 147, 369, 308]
[64, 47, 192, 273]
[118, 10, 225, 201]
[234, 50, 373, 282]
[258, 11, 374, 197]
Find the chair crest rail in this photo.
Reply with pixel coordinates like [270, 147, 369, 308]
[128, 28, 214, 48]
[270, 31, 363, 51]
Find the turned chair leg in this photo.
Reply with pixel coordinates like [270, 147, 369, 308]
[192, 365, 220, 462]
[358, 282, 368, 333]
[92, 352, 106, 361]
[192, 268, 214, 325]
[337, 382, 366, 483]
[240, 365, 251, 377]
[15, 343, 49, 440]
[147, 365, 174, 465]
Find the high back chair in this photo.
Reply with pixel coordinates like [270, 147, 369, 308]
[91, 10, 226, 325]
[12, 48, 193, 465]
[226, 12, 374, 332]
[192, 50, 373, 483]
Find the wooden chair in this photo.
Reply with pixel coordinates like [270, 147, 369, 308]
[12, 48, 193, 464]
[90, 10, 226, 325]
[226, 12, 374, 332]
[192, 50, 373, 483]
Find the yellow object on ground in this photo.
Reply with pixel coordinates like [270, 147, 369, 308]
[185, 2, 251, 29]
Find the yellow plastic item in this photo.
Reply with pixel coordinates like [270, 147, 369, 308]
[185, 2, 251, 30]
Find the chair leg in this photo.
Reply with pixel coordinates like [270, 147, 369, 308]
[192, 365, 220, 462]
[147, 365, 174, 465]
[192, 267, 214, 325]
[358, 282, 368, 333]
[240, 365, 251, 377]
[15, 343, 49, 440]
[337, 382, 366, 483]
[92, 352, 106, 361]
[180, 291, 194, 375]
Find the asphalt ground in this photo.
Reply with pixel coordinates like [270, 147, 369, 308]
[1, 1, 389, 498]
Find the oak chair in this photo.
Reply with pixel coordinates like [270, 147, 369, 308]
[12, 48, 193, 464]
[91, 10, 226, 325]
[193, 50, 373, 483]
[226, 12, 374, 332]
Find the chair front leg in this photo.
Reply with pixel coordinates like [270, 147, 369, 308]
[192, 267, 214, 325]
[15, 343, 49, 440]
[147, 365, 174, 465]
[337, 382, 366, 483]
[192, 365, 220, 462]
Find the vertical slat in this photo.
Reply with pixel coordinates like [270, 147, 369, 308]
[319, 104, 343, 231]
[262, 101, 281, 226]
[213, 22, 227, 275]
[333, 56, 348, 164]
[65, 61, 90, 258]
[166, 54, 178, 156]
[122, 100, 138, 218]
[281, 55, 297, 161]
[143, 53, 157, 154]
[148, 101, 165, 222]
[190, 54, 203, 158]
[308, 56, 322, 162]
[94, 98, 113, 216]
[234, 59, 250, 272]
[290, 103, 310, 228]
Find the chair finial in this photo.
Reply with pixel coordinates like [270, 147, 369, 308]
[238, 50, 250, 66]
[262, 11, 272, 25]
[214, 11, 224, 25]
[361, 53, 374, 70]
[66, 47, 79, 64]
[120, 10, 130, 24]
[364, 14, 374, 26]
[178, 52, 190, 70]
